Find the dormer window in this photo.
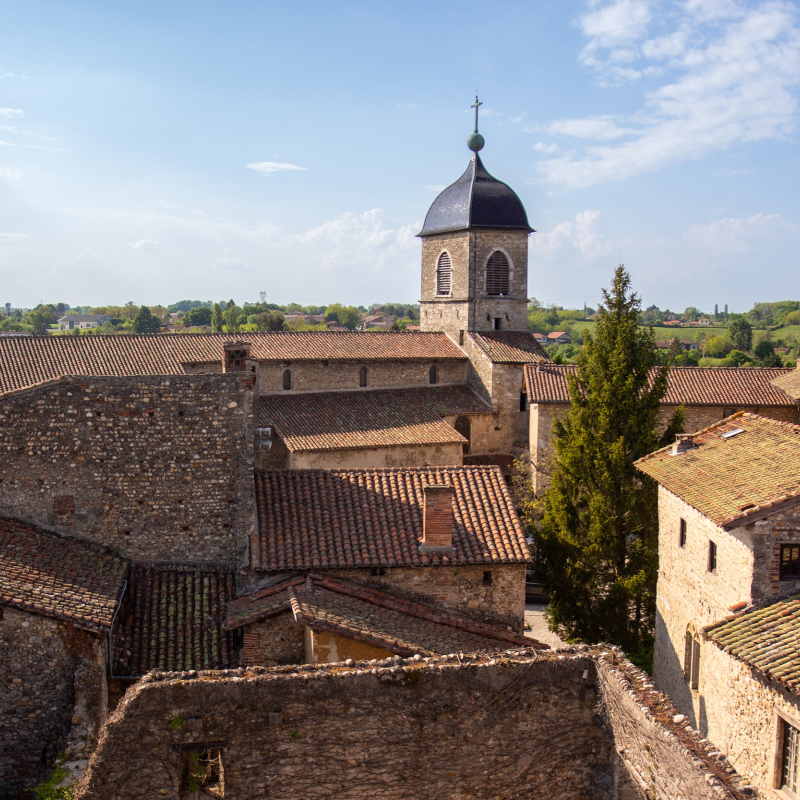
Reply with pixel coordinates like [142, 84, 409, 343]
[436, 252, 452, 296]
[486, 251, 509, 296]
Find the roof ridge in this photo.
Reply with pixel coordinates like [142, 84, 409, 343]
[254, 465, 504, 476]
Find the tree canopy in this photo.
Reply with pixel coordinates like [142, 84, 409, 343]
[131, 306, 161, 334]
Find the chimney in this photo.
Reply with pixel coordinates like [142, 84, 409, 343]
[420, 484, 455, 553]
[672, 434, 695, 456]
[223, 341, 251, 373]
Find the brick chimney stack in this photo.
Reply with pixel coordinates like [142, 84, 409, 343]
[223, 341, 251, 373]
[421, 484, 455, 553]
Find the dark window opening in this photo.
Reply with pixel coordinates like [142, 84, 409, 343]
[0, 606, 4, 621]
[781, 544, 800, 580]
[482, 571, 492, 586]
[493, 317, 501, 330]
[177, 410, 185, 418]
[708, 540, 717, 573]
[485, 251, 510, 296]
[723, 407, 736, 418]
[679, 518, 687, 548]
[436, 252, 452, 296]
[282, 370, 293, 391]
[519, 392, 526, 412]
[147, 411, 155, 417]
[458, 330, 465, 346]
[370, 567, 387, 577]
[684, 630, 701, 690]
[358, 366, 369, 387]
[454, 415, 471, 455]
[782, 719, 800, 796]
[180, 748, 224, 798]
[429, 365, 439, 385]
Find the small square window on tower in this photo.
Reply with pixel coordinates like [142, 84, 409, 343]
[493, 318, 501, 330]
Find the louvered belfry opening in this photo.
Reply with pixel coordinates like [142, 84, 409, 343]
[485, 251, 510, 296]
[436, 251, 452, 295]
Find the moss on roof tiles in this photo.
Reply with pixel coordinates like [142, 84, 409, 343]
[469, 332, 549, 363]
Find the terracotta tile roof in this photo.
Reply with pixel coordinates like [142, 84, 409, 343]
[468, 332, 549, 363]
[772, 367, 800, 401]
[252, 466, 531, 571]
[0, 516, 127, 631]
[0, 332, 466, 393]
[524, 364, 795, 407]
[112, 564, 237, 675]
[259, 385, 492, 452]
[226, 573, 538, 656]
[635, 413, 800, 528]
[463, 453, 517, 476]
[705, 591, 800, 694]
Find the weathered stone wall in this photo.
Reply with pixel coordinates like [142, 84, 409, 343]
[242, 612, 305, 666]
[0, 376, 256, 564]
[78, 650, 615, 800]
[441, 412, 497, 456]
[259, 359, 467, 395]
[529, 403, 568, 493]
[750, 507, 800, 597]
[304, 627, 394, 663]
[700, 635, 800, 797]
[658, 403, 799, 431]
[289, 441, 464, 470]
[0, 608, 104, 799]
[324, 564, 527, 633]
[420, 230, 529, 339]
[489, 363, 529, 452]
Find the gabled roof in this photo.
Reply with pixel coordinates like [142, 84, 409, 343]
[418, 153, 532, 236]
[259, 385, 492, 453]
[635, 413, 800, 529]
[0, 332, 466, 393]
[112, 564, 237, 675]
[57, 314, 111, 323]
[0, 516, 127, 632]
[524, 364, 795, 407]
[705, 591, 800, 694]
[252, 466, 531, 571]
[468, 332, 549, 364]
[772, 367, 800, 401]
[225, 573, 537, 657]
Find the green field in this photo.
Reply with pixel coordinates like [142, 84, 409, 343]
[569, 321, 800, 343]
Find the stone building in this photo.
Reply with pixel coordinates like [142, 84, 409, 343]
[636, 412, 800, 797]
[527, 363, 799, 491]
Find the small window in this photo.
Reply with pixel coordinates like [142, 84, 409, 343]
[482, 571, 492, 586]
[485, 251, 510, 296]
[282, 369, 293, 390]
[454, 415, 471, 455]
[723, 407, 736, 419]
[683, 629, 701, 689]
[708, 540, 717, 573]
[358, 366, 369, 387]
[436, 252, 452, 296]
[782, 718, 800, 796]
[458, 330, 465, 346]
[493, 317, 501, 330]
[180, 747, 224, 797]
[519, 392, 526, 412]
[679, 518, 687, 548]
[429, 365, 438, 385]
[781, 545, 800, 580]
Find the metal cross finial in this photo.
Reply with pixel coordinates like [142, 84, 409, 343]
[471, 94, 482, 133]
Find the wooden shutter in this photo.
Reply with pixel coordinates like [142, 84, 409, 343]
[436, 252, 452, 295]
[486, 251, 509, 295]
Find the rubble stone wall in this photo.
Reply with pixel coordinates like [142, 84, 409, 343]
[289, 442, 464, 470]
[242, 612, 305, 666]
[0, 375, 256, 564]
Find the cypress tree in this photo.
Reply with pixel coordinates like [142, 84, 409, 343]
[211, 303, 223, 333]
[534, 266, 683, 652]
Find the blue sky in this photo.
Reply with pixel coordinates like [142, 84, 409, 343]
[2, 0, 799, 312]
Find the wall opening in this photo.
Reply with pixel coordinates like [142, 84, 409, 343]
[429, 365, 439, 385]
[486, 251, 510, 296]
[436, 252, 452, 296]
[282, 370, 294, 391]
[358, 367, 369, 388]
[455, 416, 471, 455]
[180, 746, 224, 797]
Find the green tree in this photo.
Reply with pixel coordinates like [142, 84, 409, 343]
[754, 340, 775, 361]
[533, 266, 683, 652]
[704, 335, 728, 358]
[324, 303, 361, 330]
[29, 305, 54, 335]
[131, 306, 161, 334]
[255, 311, 286, 331]
[211, 303, 223, 333]
[728, 318, 753, 352]
[224, 301, 240, 332]
[183, 306, 213, 327]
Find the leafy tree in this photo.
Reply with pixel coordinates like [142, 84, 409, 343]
[132, 306, 161, 334]
[704, 336, 728, 358]
[727, 349, 750, 365]
[29, 305, 54, 335]
[183, 306, 213, 327]
[754, 340, 775, 361]
[785, 311, 800, 326]
[532, 266, 683, 651]
[167, 300, 211, 313]
[728, 318, 753, 352]
[224, 301, 240, 332]
[255, 311, 286, 331]
[324, 303, 361, 330]
[211, 303, 223, 333]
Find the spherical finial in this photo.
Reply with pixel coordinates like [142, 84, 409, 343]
[467, 132, 485, 152]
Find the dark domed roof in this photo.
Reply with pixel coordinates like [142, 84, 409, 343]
[418, 153, 532, 237]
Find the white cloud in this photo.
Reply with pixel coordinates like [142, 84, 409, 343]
[0, 108, 23, 118]
[533, 142, 561, 153]
[530, 210, 610, 262]
[537, 0, 800, 187]
[127, 239, 159, 250]
[247, 161, 307, 176]
[681, 212, 787, 253]
[0, 165, 20, 178]
[0, 233, 27, 243]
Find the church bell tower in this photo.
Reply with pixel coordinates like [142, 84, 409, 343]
[418, 96, 533, 342]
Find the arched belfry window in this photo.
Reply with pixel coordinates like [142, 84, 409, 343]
[455, 415, 471, 455]
[358, 366, 369, 387]
[282, 369, 294, 390]
[436, 252, 452, 296]
[486, 251, 510, 296]
[429, 365, 439, 385]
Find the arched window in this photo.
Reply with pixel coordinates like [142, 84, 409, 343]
[282, 369, 294, 390]
[454, 415, 471, 455]
[429, 365, 439, 385]
[485, 251, 510, 296]
[358, 366, 369, 387]
[436, 252, 452, 296]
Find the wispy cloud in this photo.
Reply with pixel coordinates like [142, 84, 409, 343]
[535, 0, 800, 188]
[0, 165, 21, 178]
[0, 233, 27, 243]
[247, 161, 307, 176]
[0, 108, 23, 118]
[126, 239, 159, 250]
[530, 210, 610, 262]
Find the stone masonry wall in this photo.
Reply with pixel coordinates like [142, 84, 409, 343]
[750, 507, 800, 597]
[700, 635, 800, 797]
[259, 359, 467, 395]
[77, 647, 753, 800]
[0, 608, 102, 800]
[242, 612, 305, 666]
[0, 376, 255, 564]
[290, 441, 464, 470]
[325, 564, 527, 633]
